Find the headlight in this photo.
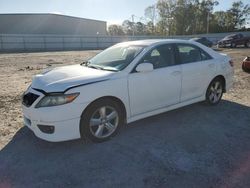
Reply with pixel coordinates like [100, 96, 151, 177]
[35, 93, 79, 108]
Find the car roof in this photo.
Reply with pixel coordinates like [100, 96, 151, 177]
[227, 34, 237, 37]
[189, 37, 205, 41]
[190, 38, 198, 40]
[115, 39, 193, 47]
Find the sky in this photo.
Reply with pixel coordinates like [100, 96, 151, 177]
[0, 0, 249, 25]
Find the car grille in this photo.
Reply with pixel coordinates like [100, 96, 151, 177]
[22, 92, 40, 107]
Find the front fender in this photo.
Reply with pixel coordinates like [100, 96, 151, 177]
[68, 77, 131, 118]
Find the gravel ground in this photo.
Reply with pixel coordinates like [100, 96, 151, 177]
[0, 48, 249, 188]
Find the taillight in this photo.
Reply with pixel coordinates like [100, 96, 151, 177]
[229, 60, 234, 67]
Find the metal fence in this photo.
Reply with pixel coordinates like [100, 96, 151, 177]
[1, 31, 250, 52]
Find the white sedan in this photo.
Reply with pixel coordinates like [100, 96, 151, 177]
[22, 39, 234, 142]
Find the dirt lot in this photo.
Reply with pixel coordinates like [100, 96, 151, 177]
[0, 48, 249, 188]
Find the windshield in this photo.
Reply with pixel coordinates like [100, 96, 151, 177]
[224, 34, 238, 40]
[83, 44, 145, 71]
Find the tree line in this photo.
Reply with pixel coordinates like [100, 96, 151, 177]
[108, 0, 250, 36]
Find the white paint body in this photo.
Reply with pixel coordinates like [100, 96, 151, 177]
[22, 39, 233, 142]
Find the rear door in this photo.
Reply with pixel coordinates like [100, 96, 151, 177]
[176, 43, 215, 102]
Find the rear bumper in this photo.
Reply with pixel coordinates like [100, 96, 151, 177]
[243, 61, 250, 69]
[225, 69, 234, 92]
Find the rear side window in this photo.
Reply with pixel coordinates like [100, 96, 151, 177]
[200, 50, 212, 61]
[177, 44, 212, 64]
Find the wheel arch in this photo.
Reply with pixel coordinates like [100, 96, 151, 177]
[209, 75, 226, 92]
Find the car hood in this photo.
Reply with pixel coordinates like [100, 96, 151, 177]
[31, 64, 115, 93]
[218, 38, 231, 43]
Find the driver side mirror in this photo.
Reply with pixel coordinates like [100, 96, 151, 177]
[136, 62, 154, 73]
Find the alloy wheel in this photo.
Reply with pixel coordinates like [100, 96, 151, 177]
[89, 106, 119, 138]
[208, 81, 223, 104]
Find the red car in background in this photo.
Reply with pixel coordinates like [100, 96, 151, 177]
[242, 57, 250, 73]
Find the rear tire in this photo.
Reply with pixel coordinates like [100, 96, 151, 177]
[245, 41, 250, 48]
[231, 42, 236, 48]
[80, 99, 124, 143]
[217, 44, 222, 48]
[205, 78, 224, 105]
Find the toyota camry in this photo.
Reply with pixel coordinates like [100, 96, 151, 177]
[22, 39, 234, 142]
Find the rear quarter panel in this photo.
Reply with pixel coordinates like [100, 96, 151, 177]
[215, 54, 234, 91]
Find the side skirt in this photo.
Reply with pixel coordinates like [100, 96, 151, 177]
[127, 95, 205, 124]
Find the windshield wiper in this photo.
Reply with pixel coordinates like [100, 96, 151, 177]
[80, 60, 91, 66]
[81, 61, 101, 70]
[86, 64, 102, 70]
[81, 61, 118, 72]
[99, 66, 119, 72]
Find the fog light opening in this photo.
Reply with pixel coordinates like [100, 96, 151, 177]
[37, 125, 55, 134]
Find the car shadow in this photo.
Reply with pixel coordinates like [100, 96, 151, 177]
[0, 100, 250, 188]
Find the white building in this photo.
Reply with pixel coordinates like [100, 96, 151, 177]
[0, 13, 107, 35]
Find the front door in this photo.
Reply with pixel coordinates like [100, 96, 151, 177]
[128, 44, 182, 116]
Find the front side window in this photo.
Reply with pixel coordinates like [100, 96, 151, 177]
[85, 44, 145, 71]
[140, 44, 176, 69]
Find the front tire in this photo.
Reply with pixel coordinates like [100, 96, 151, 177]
[206, 78, 224, 105]
[80, 99, 124, 142]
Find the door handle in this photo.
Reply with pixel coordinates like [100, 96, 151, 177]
[171, 71, 181, 76]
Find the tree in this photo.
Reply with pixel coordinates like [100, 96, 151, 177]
[194, 0, 219, 34]
[122, 20, 134, 35]
[228, 1, 250, 29]
[156, 0, 176, 35]
[208, 1, 249, 33]
[173, 0, 191, 35]
[108, 25, 125, 36]
[135, 22, 147, 35]
[210, 11, 234, 32]
[145, 21, 155, 35]
[155, 0, 219, 35]
[144, 5, 157, 33]
[118, 0, 250, 36]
